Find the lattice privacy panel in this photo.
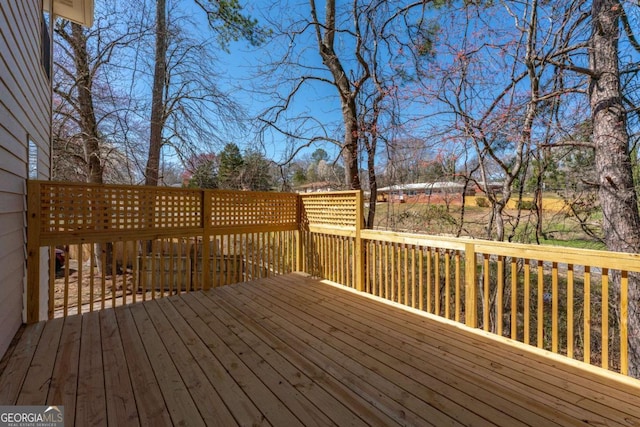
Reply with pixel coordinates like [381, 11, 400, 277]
[39, 182, 202, 234]
[299, 191, 359, 228]
[208, 190, 298, 228]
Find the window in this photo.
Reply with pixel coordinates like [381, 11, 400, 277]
[41, 13, 51, 80]
[28, 139, 38, 179]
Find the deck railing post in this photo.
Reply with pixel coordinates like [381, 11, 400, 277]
[354, 190, 364, 292]
[26, 180, 41, 323]
[202, 190, 211, 290]
[296, 195, 304, 273]
[464, 242, 477, 328]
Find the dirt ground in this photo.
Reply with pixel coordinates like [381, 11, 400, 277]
[53, 259, 151, 316]
[372, 201, 602, 247]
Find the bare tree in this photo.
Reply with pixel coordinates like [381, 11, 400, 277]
[308, 0, 365, 189]
[588, 0, 640, 377]
[418, 1, 589, 241]
[258, 0, 432, 228]
[53, 2, 146, 184]
[53, 2, 148, 273]
[420, 0, 640, 375]
[144, 0, 167, 186]
[144, 0, 267, 186]
[355, 1, 410, 228]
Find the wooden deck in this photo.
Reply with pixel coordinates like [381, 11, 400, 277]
[1, 273, 639, 426]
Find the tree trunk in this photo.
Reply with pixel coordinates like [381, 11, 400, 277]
[366, 137, 377, 229]
[70, 23, 116, 274]
[589, 0, 640, 377]
[341, 99, 361, 190]
[494, 203, 506, 242]
[311, 0, 361, 190]
[145, 0, 167, 186]
[71, 23, 102, 185]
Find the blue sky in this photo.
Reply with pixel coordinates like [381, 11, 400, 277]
[105, 0, 640, 176]
[138, 0, 454, 170]
[172, 0, 346, 164]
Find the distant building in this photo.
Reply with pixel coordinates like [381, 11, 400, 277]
[472, 181, 503, 196]
[377, 182, 468, 204]
[376, 181, 504, 204]
[295, 181, 339, 193]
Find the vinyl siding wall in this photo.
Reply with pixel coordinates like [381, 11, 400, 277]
[0, 0, 50, 358]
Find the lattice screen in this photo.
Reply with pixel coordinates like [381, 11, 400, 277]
[208, 190, 298, 228]
[299, 192, 359, 228]
[39, 183, 202, 234]
[35, 181, 359, 243]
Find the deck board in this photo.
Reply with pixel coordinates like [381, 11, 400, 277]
[0, 321, 44, 404]
[181, 292, 303, 427]
[99, 309, 139, 426]
[47, 316, 81, 426]
[290, 275, 640, 422]
[217, 283, 461, 426]
[1, 273, 640, 426]
[245, 277, 554, 426]
[75, 311, 107, 426]
[16, 317, 64, 406]
[157, 296, 270, 426]
[264, 275, 612, 425]
[143, 299, 236, 427]
[129, 301, 205, 426]
[114, 305, 172, 426]
[203, 291, 387, 427]
[188, 293, 338, 427]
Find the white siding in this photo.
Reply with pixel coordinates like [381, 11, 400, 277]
[0, 0, 50, 358]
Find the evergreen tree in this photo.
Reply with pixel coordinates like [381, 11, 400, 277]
[186, 154, 218, 189]
[218, 143, 244, 189]
[242, 150, 273, 191]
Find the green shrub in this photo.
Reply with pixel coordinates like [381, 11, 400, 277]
[476, 197, 489, 208]
[517, 200, 535, 210]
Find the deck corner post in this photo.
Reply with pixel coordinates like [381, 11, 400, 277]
[202, 189, 211, 290]
[296, 194, 304, 273]
[26, 180, 42, 323]
[354, 190, 364, 292]
[464, 242, 477, 328]
[296, 230, 304, 273]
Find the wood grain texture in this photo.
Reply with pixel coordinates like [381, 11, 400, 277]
[3, 274, 640, 426]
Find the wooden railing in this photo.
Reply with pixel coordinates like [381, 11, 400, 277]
[354, 232, 639, 375]
[360, 232, 468, 322]
[27, 184, 640, 376]
[298, 191, 363, 290]
[27, 181, 298, 321]
[297, 192, 640, 377]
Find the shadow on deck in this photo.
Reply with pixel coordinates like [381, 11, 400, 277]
[1, 273, 639, 426]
